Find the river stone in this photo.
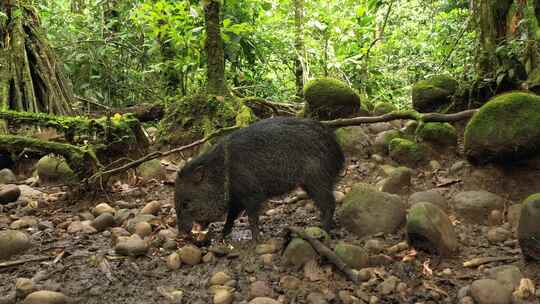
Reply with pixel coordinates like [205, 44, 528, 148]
[249, 298, 280, 304]
[452, 191, 504, 224]
[0, 184, 21, 204]
[126, 214, 156, 233]
[10, 216, 38, 229]
[0, 168, 16, 184]
[249, 281, 273, 299]
[517, 193, 540, 261]
[213, 288, 233, 304]
[406, 202, 458, 256]
[180, 244, 202, 265]
[487, 265, 523, 292]
[138, 159, 166, 180]
[408, 189, 448, 210]
[334, 242, 369, 269]
[335, 127, 373, 158]
[114, 235, 148, 256]
[140, 200, 161, 215]
[93, 203, 116, 216]
[380, 166, 413, 194]
[337, 183, 405, 237]
[0, 230, 32, 259]
[470, 279, 512, 304]
[36, 155, 77, 184]
[282, 238, 318, 268]
[23, 290, 69, 304]
[91, 213, 115, 231]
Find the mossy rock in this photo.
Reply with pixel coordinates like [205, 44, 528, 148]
[137, 159, 166, 180]
[415, 122, 457, 147]
[372, 102, 397, 116]
[335, 127, 372, 158]
[36, 154, 78, 184]
[517, 193, 540, 261]
[334, 242, 368, 269]
[304, 77, 361, 120]
[464, 92, 540, 163]
[388, 138, 426, 166]
[373, 129, 404, 155]
[412, 75, 459, 113]
[157, 94, 256, 146]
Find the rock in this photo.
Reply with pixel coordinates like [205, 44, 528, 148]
[378, 276, 399, 295]
[91, 213, 115, 231]
[255, 243, 279, 255]
[15, 278, 35, 297]
[203, 252, 217, 264]
[304, 227, 330, 242]
[141, 200, 161, 215]
[487, 265, 523, 292]
[260, 254, 274, 266]
[280, 275, 301, 290]
[67, 220, 97, 234]
[337, 183, 405, 237]
[470, 279, 512, 304]
[282, 238, 317, 268]
[450, 160, 470, 175]
[518, 193, 540, 261]
[406, 202, 458, 256]
[357, 269, 372, 282]
[213, 288, 233, 304]
[458, 286, 471, 299]
[388, 138, 427, 166]
[114, 208, 135, 226]
[0, 168, 16, 184]
[429, 160, 441, 170]
[464, 92, 540, 163]
[126, 214, 156, 233]
[114, 235, 148, 256]
[249, 298, 279, 304]
[364, 239, 384, 254]
[210, 272, 232, 286]
[452, 191, 505, 224]
[10, 216, 38, 229]
[93, 203, 116, 216]
[166, 252, 182, 270]
[335, 127, 373, 158]
[110, 227, 130, 243]
[373, 130, 403, 155]
[36, 155, 77, 184]
[23, 290, 69, 304]
[460, 296, 475, 304]
[249, 281, 273, 299]
[367, 122, 394, 134]
[372, 102, 397, 116]
[334, 242, 368, 269]
[488, 210, 504, 226]
[507, 204, 522, 228]
[416, 122, 457, 147]
[303, 77, 362, 120]
[334, 191, 345, 204]
[487, 227, 511, 244]
[18, 185, 44, 202]
[412, 75, 459, 113]
[306, 292, 328, 304]
[408, 189, 448, 210]
[180, 244, 202, 265]
[158, 228, 178, 241]
[0, 184, 21, 204]
[380, 166, 413, 194]
[134, 221, 152, 238]
[138, 159, 166, 180]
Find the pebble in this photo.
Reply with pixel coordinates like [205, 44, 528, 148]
[91, 213, 115, 231]
[0, 184, 21, 204]
[134, 221, 152, 238]
[357, 269, 372, 282]
[460, 296, 475, 304]
[0, 168, 16, 184]
[163, 239, 178, 250]
[280, 276, 301, 290]
[141, 200, 161, 215]
[249, 298, 280, 304]
[334, 191, 345, 204]
[67, 220, 97, 234]
[10, 216, 38, 229]
[260, 254, 274, 266]
[158, 229, 178, 240]
[114, 235, 149, 256]
[180, 244, 202, 265]
[471, 279, 512, 304]
[93, 203, 115, 216]
[166, 252, 182, 270]
[210, 272, 232, 286]
[15, 278, 34, 297]
[249, 281, 273, 299]
[488, 210, 503, 226]
[0, 230, 32, 259]
[23, 290, 69, 304]
[378, 276, 399, 295]
[213, 289, 233, 304]
[487, 227, 511, 244]
[203, 252, 217, 264]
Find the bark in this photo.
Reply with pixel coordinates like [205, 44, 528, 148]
[204, 0, 227, 95]
[294, 0, 305, 97]
[0, 0, 73, 115]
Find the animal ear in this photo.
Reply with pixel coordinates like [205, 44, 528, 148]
[191, 165, 205, 183]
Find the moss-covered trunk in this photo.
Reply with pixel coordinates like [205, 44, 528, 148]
[204, 0, 227, 96]
[0, 0, 73, 116]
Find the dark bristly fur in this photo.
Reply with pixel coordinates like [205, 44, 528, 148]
[175, 117, 345, 240]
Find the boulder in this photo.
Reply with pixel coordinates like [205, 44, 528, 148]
[415, 122, 457, 147]
[408, 189, 448, 210]
[36, 155, 77, 184]
[388, 138, 427, 166]
[452, 191, 504, 224]
[374, 130, 403, 155]
[334, 242, 369, 269]
[0, 168, 16, 184]
[412, 75, 459, 113]
[0, 230, 32, 259]
[334, 127, 373, 158]
[303, 77, 362, 120]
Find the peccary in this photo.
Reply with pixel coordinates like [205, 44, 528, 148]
[175, 117, 344, 240]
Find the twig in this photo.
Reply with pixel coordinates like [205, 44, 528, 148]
[463, 256, 519, 268]
[285, 226, 359, 283]
[322, 109, 478, 128]
[0, 256, 52, 269]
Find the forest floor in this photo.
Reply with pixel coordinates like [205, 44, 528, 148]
[1, 121, 540, 304]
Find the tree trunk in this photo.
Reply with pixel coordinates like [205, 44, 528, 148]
[0, 0, 73, 115]
[204, 0, 227, 95]
[294, 0, 305, 97]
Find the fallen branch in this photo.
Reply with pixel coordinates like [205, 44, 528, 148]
[322, 109, 478, 128]
[463, 256, 519, 268]
[285, 226, 359, 283]
[85, 125, 240, 185]
[0, 256, 52, 269]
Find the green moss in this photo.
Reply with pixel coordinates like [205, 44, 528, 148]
[304, 77, 361, 120]
[235, 103, 256, 127]
[372, 102, 397, 116]
[389, 138, 426, 165]
[523, 193, 540, 208]
[416, 122, 457, 146]
[412, 75, 459, 113]
[464, 92, 540, 162]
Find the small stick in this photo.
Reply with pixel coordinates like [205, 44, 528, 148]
[285, 226, 359, 283]
[0, 256, 52, 269]
[463, 256, 519, 268]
